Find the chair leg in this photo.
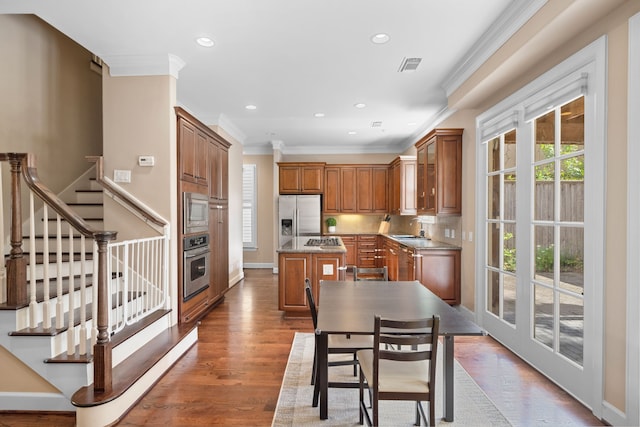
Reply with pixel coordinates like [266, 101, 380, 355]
[353, 352, 357, 376]
[311, 349, 317, 385]
[312, 377, 320, 407]
[358, 369, 364, 425]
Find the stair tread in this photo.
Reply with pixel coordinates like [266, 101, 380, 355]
[9, 290, 144, 336]
[44, 310, 171, 364]
[72, 313, 195, 407]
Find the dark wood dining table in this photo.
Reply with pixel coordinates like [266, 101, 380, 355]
[315, 280, 485, 421]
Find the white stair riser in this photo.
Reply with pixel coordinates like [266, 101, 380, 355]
[26, 219, 104, 236]
[71, 191, 103, 204]
[27, 259, 95, 282]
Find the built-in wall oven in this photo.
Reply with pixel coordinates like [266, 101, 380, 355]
[183, 233, 210, 301]
[183, 192, 209, 235]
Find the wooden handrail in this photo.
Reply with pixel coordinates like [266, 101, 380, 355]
[86, 156, 167, 229]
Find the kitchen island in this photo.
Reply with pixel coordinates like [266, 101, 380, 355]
[277, 236, 347, 318]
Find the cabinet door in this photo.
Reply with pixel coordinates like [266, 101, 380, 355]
[425, 139, 437, 214]
[179, 119, 197, 183]
[196, 131, 209, 186]
[416, 145, 426, 212]
[211, 204, 228, 299]
[208, 142, 219, 200]
[437, 135, 462, 215]
[312, 253, 345, 303]
[340, 167, 357, 212]
[341, 235, 357, 268]
[372, 167, 388, 212]
[356, 167, 372, 212]
[279, 166, 301, 194]
[357, 235, 378, 267]
[416, 250, 460, 304]
[385, 241, 399, 281]
[324, 167, 340, 213]
[278, 253, 312, 311]
[390, 162, 400, 214]
[218, 147, 229, 200]
[301, 166, 323, 193]
[400, 159, 417, 215]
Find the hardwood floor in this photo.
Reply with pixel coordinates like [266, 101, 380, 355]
[1, 269, 604, 426]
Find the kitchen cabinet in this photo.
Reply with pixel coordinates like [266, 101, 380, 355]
[322, 165, 388, 213]
[209, 203, 228, 304]
[209, 141, 229, 201]
[176, 106, 230, 324]
[324, 167, 340, 213]
[414, 249, 461, 304]
[357, 234, 378, 268]
[397, 244, 415, 281]
[178, 117, 209, 187]
[278, 251, 346, 317]
[382, 237, 400, 281]
[415, 128, 463, 216]
[278, 162, 325, 194]
[389, 156, 417, 215]
[340, 235, 357, 268]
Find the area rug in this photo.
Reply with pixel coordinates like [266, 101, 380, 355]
[272, 332, 512, 427]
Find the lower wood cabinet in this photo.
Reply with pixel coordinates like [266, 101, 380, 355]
[414, 249, 461, 305]
[340, 235, 357, 268]
[278, 251, 346, 317]
[357, 234, 378, 267]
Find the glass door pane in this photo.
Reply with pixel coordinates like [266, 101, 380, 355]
[484, 130, 517, 326]
[531, 96, 585, 366]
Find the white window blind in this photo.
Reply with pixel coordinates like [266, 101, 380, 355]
[242, 164, 257, 249]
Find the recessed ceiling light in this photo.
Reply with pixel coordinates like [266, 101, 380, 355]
[314, 112, 325, 118]
[354, 103, 366, 109]
[371, 33, 390, 44]
[245, 104, 257, 110]
[348, 131, 357, 135]
[196, 37, 215, 48]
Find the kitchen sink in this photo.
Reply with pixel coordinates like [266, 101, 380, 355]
[390, 234, 419, 239]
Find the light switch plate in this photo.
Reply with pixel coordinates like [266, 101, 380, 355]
[114, 169, 131, 183]
[323, 264, 334, 275]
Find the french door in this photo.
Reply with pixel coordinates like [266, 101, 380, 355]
[476, 38, 605, 410]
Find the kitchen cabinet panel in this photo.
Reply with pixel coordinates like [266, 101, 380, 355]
[278, 162, 325, 194]
[414, 249, 461, 304]
[209, 203, 228, 304]
[278, 251, 346, 317]
[340, 235, 357, 268]
[340, 167, 357, 212]
[324, 167, 340, 213]
[415, 128, 463, 216]
[357, 234, 377, 268]
[389, 156, 417, 215]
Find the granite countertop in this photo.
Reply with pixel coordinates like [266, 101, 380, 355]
[277, 236, 347, 253]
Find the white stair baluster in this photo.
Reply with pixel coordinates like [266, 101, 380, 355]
[42, 205, 51, 329]
[55, 214, 64, 329]
[91, 240, 98, 352]
[66, 223, 75, 355]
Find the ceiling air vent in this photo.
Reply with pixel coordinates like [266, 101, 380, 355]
[398, 57, 422, 73]
[371, 121, 382, 128]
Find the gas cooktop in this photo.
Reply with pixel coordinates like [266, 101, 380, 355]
[305, 237, 341, 247]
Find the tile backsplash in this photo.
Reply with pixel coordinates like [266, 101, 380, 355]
[322, 213, 462, 246]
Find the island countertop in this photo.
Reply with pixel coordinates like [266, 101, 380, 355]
[277, 236, 347, 253]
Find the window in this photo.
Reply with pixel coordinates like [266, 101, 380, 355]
[242, 164, 257, 249]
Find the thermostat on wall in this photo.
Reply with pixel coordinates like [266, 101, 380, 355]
[138, 156, 155, 166]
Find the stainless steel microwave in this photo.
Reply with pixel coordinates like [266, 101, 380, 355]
[183, 192, 209, 234]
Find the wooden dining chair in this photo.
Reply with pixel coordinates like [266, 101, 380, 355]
[305, 278, 373, 407]
[357, 314, 440, 426]
[353, 266, 388, 281]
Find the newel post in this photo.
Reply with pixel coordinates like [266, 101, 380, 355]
[92, 230, 117, 393]
[6, 153, 27, 307]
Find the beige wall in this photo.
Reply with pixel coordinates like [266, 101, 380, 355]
[243, 155, 275, 266]
[0, 14, 102, 235]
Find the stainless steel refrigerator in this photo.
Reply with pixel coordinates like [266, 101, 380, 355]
[278, 195, 321, 247]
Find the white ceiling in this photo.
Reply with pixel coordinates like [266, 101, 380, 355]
[1, 0, 545, 154]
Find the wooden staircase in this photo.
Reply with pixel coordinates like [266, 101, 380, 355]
[0, 153, 197, 426]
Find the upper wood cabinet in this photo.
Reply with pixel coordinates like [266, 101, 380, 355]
[209, 138, 229, 201]
[278, 162, 325, 194]
[388, 156, 417, 216]
[322, 164, 387, 213]
[415, 128, 463, 216]
[178, 118, 209, 187]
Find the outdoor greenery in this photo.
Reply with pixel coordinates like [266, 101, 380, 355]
[535, 144, 584, 181]
[503, 237, 584, 273]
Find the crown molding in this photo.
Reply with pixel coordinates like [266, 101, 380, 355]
[442, 0, 547, 97]
[102, 53, 186, 79]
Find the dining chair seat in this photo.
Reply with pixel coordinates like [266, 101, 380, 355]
[357, 349, 430, 394]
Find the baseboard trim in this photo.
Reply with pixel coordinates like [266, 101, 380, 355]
[601, 400, 625, 426]
[243, 263, 274, 269]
